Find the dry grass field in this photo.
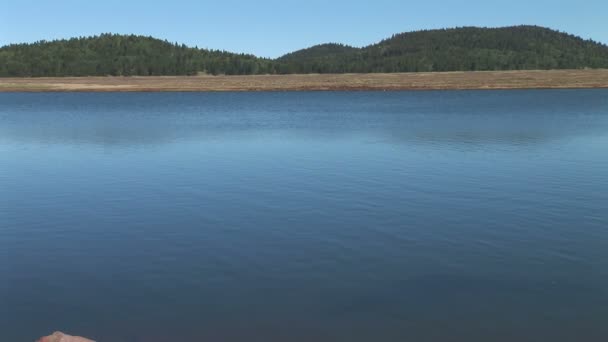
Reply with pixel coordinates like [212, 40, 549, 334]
[1, 69, 607, 92]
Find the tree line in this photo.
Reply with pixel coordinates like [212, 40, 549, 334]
[1, 26, 607, 77]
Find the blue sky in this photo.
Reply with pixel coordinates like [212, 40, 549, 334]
[1, 0, 606, 58]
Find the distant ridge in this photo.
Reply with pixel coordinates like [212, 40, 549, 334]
[1, 26, 608, 77]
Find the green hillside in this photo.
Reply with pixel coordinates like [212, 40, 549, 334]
[1, 26, 607, 76]
[0, 34, 274, 77]
[277, 26, 608, 73]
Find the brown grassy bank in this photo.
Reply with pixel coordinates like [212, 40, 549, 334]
[1, 70, 607, 92]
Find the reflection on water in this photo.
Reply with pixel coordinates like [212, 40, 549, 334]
[1, 90, 607, 147]
[1, 90, 608, 342]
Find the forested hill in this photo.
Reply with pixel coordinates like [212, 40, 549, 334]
[276, 26, 608, 73]
[2, 26, 608, 77]
[0, 34, 275, 76]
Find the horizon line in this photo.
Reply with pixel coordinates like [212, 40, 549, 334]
[1, 24, 606, 59]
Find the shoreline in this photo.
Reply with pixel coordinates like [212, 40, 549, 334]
[1, 70, 608, 92]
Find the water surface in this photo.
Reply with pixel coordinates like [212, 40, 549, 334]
[1, 91, 608, 341]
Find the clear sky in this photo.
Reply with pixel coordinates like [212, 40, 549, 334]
[1, 0, 606, 58]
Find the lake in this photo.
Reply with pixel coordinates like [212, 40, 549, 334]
[1, 90, 607, 341]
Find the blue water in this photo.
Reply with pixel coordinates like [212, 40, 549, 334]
[1, 90, 608, 341]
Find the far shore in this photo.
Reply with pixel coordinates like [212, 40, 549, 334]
[1, 70, 607, 92]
